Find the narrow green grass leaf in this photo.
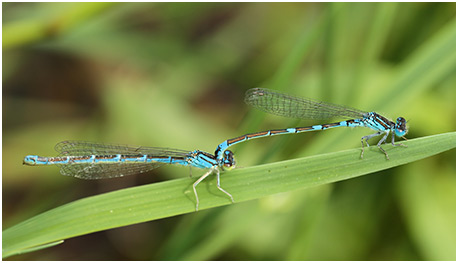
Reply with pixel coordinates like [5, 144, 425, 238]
[375, 17, 456, 110]
[3, 132, 455, 258]
[14, 240, 64, 255]
[268, 7, 329, 91]
[349, 2, 398, 101]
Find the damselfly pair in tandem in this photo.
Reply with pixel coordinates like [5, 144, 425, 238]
[24, 88, 408, 210]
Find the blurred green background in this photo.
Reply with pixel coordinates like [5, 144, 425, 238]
[3, 2, 455, 260]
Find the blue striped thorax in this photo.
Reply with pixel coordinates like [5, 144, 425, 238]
[187, 150, 217, 169]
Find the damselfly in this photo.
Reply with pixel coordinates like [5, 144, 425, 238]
[24, 140, 236, 211]
[215, 88, 408, 160]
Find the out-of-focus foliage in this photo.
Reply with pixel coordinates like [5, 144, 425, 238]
[3, 2, 455, 260]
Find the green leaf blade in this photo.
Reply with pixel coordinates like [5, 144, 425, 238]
[3, 132, 455, 258]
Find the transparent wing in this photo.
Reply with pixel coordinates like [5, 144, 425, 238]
[55, 141, 191, 156]
[58, 162, 165, 179]
[54, 141, 192, 180]
[245, 88, 366, 120]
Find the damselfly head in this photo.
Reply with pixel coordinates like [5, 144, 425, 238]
[222, 150, 236, 170]
[395, 117, 408, 137]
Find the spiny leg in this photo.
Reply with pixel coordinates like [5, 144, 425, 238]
[391, 131, 408, 148]
[192, 167, 215, 211]
[360, 131, 383, 159]
[215, 169, 234, 203]
[376, 131, 390, 160]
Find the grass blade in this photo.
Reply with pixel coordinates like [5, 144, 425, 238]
[3, 132, 455, 258]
